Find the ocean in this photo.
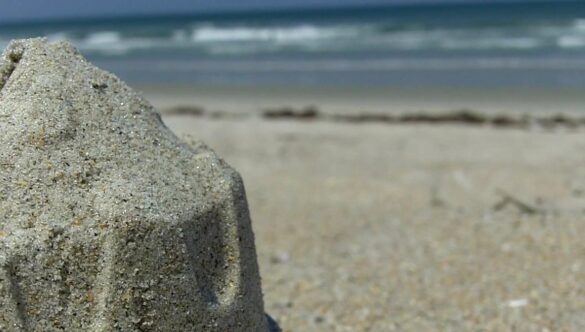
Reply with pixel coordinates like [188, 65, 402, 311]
[2, 1, 585, 88]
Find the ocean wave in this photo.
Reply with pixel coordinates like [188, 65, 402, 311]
[3, 16, 585, 56]
[190, 24, 360, 43]
[84, 31, 121, 45]
[369, 29, 544, 51]
[558, 36, 585, 48]
[574, 18, 585, 31]
[90, 20, 585, 55]
[107, 58, 585, 72]
[46, 31, 175, 55]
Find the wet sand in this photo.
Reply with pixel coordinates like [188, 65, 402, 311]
[154, 86, 585, 331]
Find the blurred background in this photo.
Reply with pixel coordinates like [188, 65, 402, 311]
[2, 0, 585, 88]
[3, 1, 585, 331]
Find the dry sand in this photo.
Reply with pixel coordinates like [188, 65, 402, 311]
[0, 39, 267, 331]
[161, 111, 585, 331]
[141, 84, 585, 116]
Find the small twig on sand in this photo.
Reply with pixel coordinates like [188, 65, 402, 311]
[493, 189, 541, 215]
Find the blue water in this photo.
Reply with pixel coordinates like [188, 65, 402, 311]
[2, 1, 585, 88]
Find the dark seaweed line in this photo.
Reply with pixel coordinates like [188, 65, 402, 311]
[163, 105, 585, 129]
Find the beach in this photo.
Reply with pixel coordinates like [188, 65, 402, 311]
[142, 85, 585, 116]
[151, 85, 585, 331]
[3, 1, 585, 329]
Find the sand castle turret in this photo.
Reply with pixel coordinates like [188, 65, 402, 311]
[0, 39, 269, 331]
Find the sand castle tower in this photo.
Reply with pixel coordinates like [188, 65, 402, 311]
[0, 39, 269, 331]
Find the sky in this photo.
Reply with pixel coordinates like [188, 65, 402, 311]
[0, 0, 560, 23]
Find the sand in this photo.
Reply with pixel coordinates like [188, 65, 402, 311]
[3, 37, 582, 330]
[161, 111, 585, 331]
[0, 39, 268, 331]
[140, 84, 585, 117]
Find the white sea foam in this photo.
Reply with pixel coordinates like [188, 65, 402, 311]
[441, 36, 541, 50]
[112, 58, 585, 73]
[84, 31, 121, 45]
[76, 32, 164, 55]
[4, 16, 585, 57]
[45, 32, 71, 43]
[191, 24, 357, 44]
[558, 36, 585, 48]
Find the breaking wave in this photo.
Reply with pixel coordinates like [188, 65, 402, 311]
[2, 17, 585, 57]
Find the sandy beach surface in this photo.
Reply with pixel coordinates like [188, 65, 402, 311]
[153, 86, 585, 331]
[141, 85, 585, 116]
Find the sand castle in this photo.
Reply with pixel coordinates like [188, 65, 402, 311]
[0, 39, 269, 331]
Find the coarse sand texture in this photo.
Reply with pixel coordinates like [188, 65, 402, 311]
[0, 39, 268, 331]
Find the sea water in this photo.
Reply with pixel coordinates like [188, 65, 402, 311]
[1, 1, 585, 88]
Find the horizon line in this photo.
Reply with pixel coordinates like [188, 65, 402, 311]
[0, 0, 580, 27]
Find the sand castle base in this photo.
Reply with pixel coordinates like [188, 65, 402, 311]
[0, 39, 270, 331]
